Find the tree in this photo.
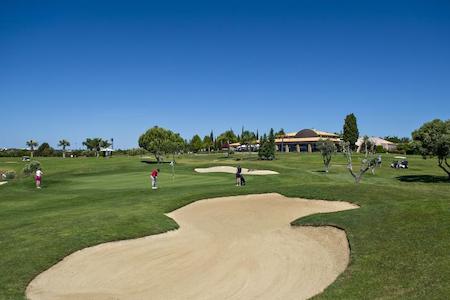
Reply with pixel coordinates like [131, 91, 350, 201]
[99, 139, 112, 149]
[209, 130, 215, 150]
[36, 142, 54, 157]
[217, 130, 238, 156]
[190, 135, 203, 153]
[26, 140, 38, 158]
[275, 128, 286, 137]
[361, 135, 375, 157]
[258, 134, 269, 159]
[217, 130, 238, 144]
[203, 135, 213, 153]
[241, 130, 256, 154]
[343, 113, 359, 150]
[166, 132, 185, 161]
[412, 119, 450, 179]
[83, 138, 103, 157]
[341, 141, 377, 183]
[268, 128, 276, 158]
[258, 129, 276, 160]
[58, 139, 71, 158]
[138, 126, 178, 163]
[317, 139, 336, 173]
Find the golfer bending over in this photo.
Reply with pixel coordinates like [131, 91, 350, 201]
[151, 168, 160, 190]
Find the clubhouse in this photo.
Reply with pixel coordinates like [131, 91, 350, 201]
[275, 129, 340, 152]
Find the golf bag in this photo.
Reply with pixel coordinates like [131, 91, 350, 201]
[240, 174, 246, 186]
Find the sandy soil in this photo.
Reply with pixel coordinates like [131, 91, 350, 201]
[27, 193, 358, 300]
[195, 166, 279, 175]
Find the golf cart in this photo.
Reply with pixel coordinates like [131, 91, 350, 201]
[391, 156, 408, 169]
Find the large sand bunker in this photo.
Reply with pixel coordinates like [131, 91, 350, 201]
[27, 193, 358, 300]
[195, 166, 279, 175]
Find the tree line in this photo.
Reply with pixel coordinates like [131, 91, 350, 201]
[138, 126, 276, 161]
[0, 138, 113, 158]
[3, 115, 449, 180]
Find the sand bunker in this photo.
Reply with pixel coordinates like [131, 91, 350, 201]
[27, 193, 358, 300]
[195, 166, 279, 175]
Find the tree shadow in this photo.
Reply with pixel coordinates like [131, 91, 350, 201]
[396, 175, 449, 183]
[140, 160, 171, 164]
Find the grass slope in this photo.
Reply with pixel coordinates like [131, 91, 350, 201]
[0, 153, 449, 299]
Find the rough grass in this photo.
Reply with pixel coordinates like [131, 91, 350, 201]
[0, 153, 449, 299]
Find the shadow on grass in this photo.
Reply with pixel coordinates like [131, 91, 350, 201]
[214, 156, 259, 161]
[140, 160, 171, 164]
[396, 175, 449, 183]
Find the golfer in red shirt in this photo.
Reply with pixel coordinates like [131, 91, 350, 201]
[151, 168, 160, 189]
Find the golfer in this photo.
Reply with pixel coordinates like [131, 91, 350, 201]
[35, 168, 43, 189]
[236, 165, 242, 186]
[151, 168, 160, 190]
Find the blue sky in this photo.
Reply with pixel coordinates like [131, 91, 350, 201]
[1, 0, 449, 149]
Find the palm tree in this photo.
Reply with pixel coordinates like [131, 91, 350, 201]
[26, 140, 38, 158]
[203, 135, 213, 153]
[83, 138, 106, 157]
[241, 130, 256, 154]
[99, 139, 111, 149]
[58, 139, 71, 158]
[217, 130, 238, 157]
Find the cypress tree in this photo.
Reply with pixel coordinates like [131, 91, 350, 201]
[258, 129, 276, 160]
[343, 113, 359, 150]
[258, 134, 268, 159]
[268, 128, 275, 159]
[210, 130, 214, 150]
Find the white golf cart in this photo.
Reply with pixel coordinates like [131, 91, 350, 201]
[391, 156, 408, 169]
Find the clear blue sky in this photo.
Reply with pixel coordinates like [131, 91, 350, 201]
[1, 0, 449, 149]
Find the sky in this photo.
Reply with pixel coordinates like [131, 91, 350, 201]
[1, 0, 449, 149]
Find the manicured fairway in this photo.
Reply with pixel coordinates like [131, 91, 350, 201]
[0, 153, 449, 299]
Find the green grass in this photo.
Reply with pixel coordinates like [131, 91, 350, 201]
[0, 153, 449, 299]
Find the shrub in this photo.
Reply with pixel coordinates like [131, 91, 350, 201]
[23, 161, 41, 175]
[71, 150, 96, 157]
[4, 171, 16, 180]
[375, 145, 386, 153]
[127, 148, 149, 156]
[0, 149, 29, 157]
[0, 170, 15, 181]
[396, 142, 420, 155]
[83, 150, 97, 157]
